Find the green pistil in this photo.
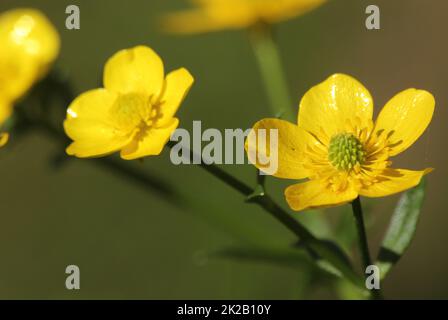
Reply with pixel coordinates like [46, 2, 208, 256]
[328, 133, 365, 171]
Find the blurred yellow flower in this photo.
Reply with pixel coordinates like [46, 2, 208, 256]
[0, 8, 60, 147]
[162, 0, 327, 34]
[64, 46, 194, 160]
[0, 8, 60, 103]
[248, 74, 435, 211]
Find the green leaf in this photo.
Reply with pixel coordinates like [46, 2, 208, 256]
[376, 178, 427, 279]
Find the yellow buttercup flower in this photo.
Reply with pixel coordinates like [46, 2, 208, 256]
[0, 8, 60, 148]
[0, 8, 60, 103]
[162, 0, 327, 34]
[64, 46, 194, 160]
[247, 74, 435, 211]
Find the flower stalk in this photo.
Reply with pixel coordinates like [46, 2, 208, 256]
[351, 197, 372, 270]
[248, 23, 295, 121]
[351, 196, 383, 300]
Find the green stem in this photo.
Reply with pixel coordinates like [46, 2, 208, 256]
[166, 141, 314, 242]
[352, 197, 372, 269]
[352, 197, 383, 300]
[248, 23, 294, 121]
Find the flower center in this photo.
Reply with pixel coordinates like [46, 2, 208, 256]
[110, 93, 151, 131]
[328, 133, 365, 171]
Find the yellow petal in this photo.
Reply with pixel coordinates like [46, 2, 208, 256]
[0, 53, 37, 102]
[66, 139, 130, 158]
[298, 74, 373, 138]
[257, 0, 328, 23]
[359, 168, 432, 198]
[64, 89, 133, 158]
[64, 89, 117, 135]
[373, 89, 435, 157]
[285, 179, 358, 211]
[161, 5, 254, 34]
[120, 118, 179, 160]
[157, 68, 194, 127]
[0, 98, 13, 125]
[246, 118, 312, 179]
[0, 132, 9, 147]
[103, 46, 164, 97]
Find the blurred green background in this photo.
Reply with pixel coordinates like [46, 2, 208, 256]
[0, 0, 446, 299]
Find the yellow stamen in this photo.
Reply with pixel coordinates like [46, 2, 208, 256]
[109, 93, 151, 131]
